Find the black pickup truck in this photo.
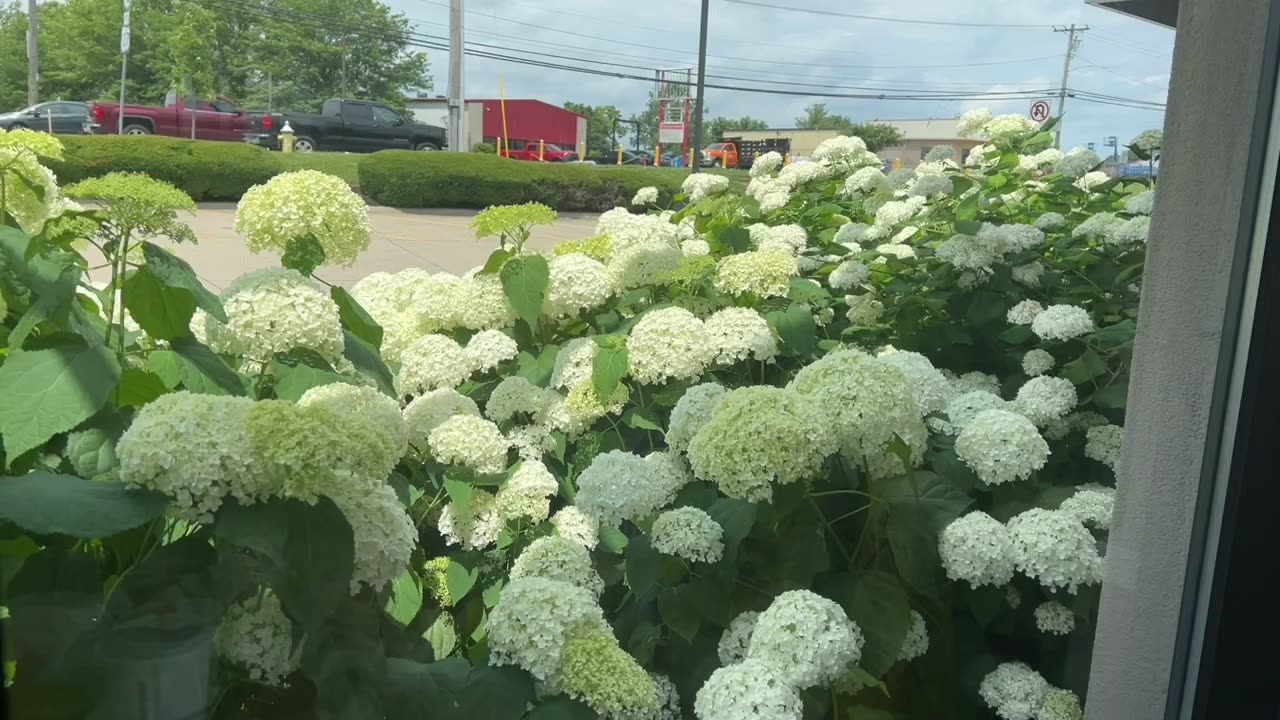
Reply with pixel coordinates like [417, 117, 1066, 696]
[243, 98, 446, 153]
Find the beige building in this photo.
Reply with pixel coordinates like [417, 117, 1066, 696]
[725, 117, 981, 167]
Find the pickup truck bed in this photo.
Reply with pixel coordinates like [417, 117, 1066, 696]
[243, 98, 446, 153]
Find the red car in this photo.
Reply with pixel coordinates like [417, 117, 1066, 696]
[501, 140, 578, 162]
[89, 93, 247, 141]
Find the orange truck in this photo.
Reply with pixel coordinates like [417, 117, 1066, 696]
[700, 137, 791, 169]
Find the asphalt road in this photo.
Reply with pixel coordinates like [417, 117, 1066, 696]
[90, 204, 601, 292]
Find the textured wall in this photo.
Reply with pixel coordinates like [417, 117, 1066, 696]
[1086, 0, 1275, 716]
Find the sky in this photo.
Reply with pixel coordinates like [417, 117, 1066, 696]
[389, 0, 1175, 153]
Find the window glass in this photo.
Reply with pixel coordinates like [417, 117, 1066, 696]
[371, 106, 400, 126]
[343, 103, 374, 124]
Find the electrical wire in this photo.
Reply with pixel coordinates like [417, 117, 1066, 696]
[717, 0, 1059, 29]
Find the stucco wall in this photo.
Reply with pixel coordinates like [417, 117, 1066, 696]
[1085, 1, 1275, 716]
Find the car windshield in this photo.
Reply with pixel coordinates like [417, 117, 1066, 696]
[703, 143, 726, 151]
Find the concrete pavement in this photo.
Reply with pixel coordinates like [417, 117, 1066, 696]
[94, 204, 602, 292]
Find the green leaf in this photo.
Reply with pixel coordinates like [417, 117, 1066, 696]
[344, 331, 397, 398]
[688, 575, 732, 627]
[988, 173, 1009, 189]
[443, 477, 473, 513]
[330, 286, 384, 349]
[214, 499, 288, 564]
[272, 361, 353, 403]
[425, 613, 457, 659]
[480, 247, 513, 275]
[141, 242, 226, 322]
[624, 535, 660, 599]
[1091, 383, 1129, 409]
[846, 571, 911, 678]
[789, 277, 830, 304]
[276, 497, 355, 629]
[623, 408, 662, 431]
[599, 525, 629, 554]
[876, 471, 973, 534]
[592, 344, 629, 401]
[885, 507, 939, 599]
[516, 344, 560, 387]
[767, 303, 817, 358]
[499, 254, 550, 329]
[658, 585, 702, 643]
[65, 427, 118, 477]
[1061, 349, 1107, 385]
[170, 336, 247, 396]
[386, 572, 424, 625]
[148, 349, 184, 388]
[781, 528, 829, 587]
[112, 368, 169, 408]
[0, 337, 122, 460]
[525, 697, 597, 720]
[300, 598, 385, 720]
[122, 266, 196, 340]
[445, 558, 479, 603]
[282, 234, 327, 276]
[384, 658, 534, 720]
[718, 225, 751, 252]
[0, 471, 167, 538]
[706, 498, 756, 560]
[955, 193, 979, 221]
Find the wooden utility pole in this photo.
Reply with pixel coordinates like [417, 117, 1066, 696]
[689, 0, 709, 174]
[26, 0, 38, 106]
[1053, 24, 1087, 148]
[447, 0, 465, 151]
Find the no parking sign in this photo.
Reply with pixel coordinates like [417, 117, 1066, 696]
[1030, 100, 1052, 122]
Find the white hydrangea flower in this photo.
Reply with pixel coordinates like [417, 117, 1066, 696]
[1072, 211, 1122, 241]
[844, 166, 887, 195]
[1008, 300, 1045, 325]
[939, 511, 1017, 588]
[627, 307, 715, 385]
[845, 293, 885, 326]
[694, 659, 802, 720]
[874, 242, 917, 260]
[909, 173, 953, 197]
[452, 273, 516, 331]
[681, 238, 711, 256]
[1034, 601, 1075, 636]
[757, 188, 791, 212]
[651, 507, 724, 563]
[704, 307, 778, 364]
[1124, 189, 1155, 215]
[596, 207, 679, 252]
[1085, 424, 1124, 472]
[496, 461, 559, 523]
[1007, 509, 1104, 593]
[788, 348, 926, 479]
[1007, 585, 1023, 609]
[427, 415, 508, 475]
[1059, 484, 1116, 530]
[946, 391, 1008, 432]
[1054, 148, 1101, 179]
[1019, 148, 1064, 171]
[747, 590, 864, 690]
[687, 386, 836, 501]
[632, 186, 659, 206]
[898, 610, 929, 662]
[510, 535, 604, 598]
[777, 159, 834, 188]
[488, 577, 609, 685]
[1035, 212, 1067, 231]
[1031, 305, 1094, 341]
[438, 489, 501, 551]
[396, 334, 473, 396]
[812, 134, 867, 163]
[871, 196, 926, 231]
[564, 380, 629, 436]
[217, 592, 298, 685]
[748, 223, 809, 255]
[976, 223, 1044, 254]
[682, 173, 731, 203]
[465, 329, 519, 373]
[235, 169, 372, 266]
[717, 611, 760, 665]
[1075, 170, 1110, 191]
[552, 505, 600, 549]
[403, 388, 480, 456]
[957, 108, 994, 137]
[714, 248, 797, 298]
[1013, 376, 1078, 426]
[547, 253, 618, 317]
[551, 337, 597, 390]
[1012, 262, 1045, 287]
[1037, 688, 1084, 720]
[298, 383, 409, 478]
[828, 260, 870, 291]
[967, 143, 994, 166]
[749, 151, 783, 177]
[1108, 215, 1151, 245]
[834, 222, 868, 250]
[1022, 349, 1055, 377]
[649, 673, 681, 720]
[329, 479, 416, 592]
[117, 392, 257, 520]
[948, 370, 1003, 398]
[878, 350, 951, 415]
[936, 234, 996, 270]
[485, 376, 547, 424]
[666, 383, 728, 454]
[575, 450, 683, 527]
[979, 662, 1050, 720]
[205, 268, 343, 366]
[956, 409, 1050, 486]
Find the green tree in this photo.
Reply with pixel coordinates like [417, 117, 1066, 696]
[0, 2, 28, 110]
[168, 6, 218, 137]
[705, 115, 769, 142]
[795, 103, 904, 152]
[563, 101, 622, 155]
[796, 102, 840, 130]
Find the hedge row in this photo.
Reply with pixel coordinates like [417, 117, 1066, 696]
[358, 151, 685, 211]
[46, 136, 282, 201]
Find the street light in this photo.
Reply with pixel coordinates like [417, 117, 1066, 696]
[1104, 135, 1119, 165]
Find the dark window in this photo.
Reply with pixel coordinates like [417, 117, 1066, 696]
[507, 139, 527, 150]
[209, 99, 238, 113]
[371, 106, 401, 126]
[343, 103, 375, 124]
[50, 103, 85, 117]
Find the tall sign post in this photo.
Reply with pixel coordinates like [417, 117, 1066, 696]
[118, 0, 131, 134]
[447, 0, 465, 151]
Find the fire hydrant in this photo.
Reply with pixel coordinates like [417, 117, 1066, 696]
[279, 121, 296, 153]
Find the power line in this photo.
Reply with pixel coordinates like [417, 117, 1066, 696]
[718, 0, 1059, 29]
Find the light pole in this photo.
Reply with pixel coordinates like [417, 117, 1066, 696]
[1104, 135, 1119, 166]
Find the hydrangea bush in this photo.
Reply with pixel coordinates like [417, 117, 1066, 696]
[0, 112, 1142, 719]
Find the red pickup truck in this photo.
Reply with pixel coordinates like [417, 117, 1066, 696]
[89, 93, 247, 141]
[501, 140, 578, 162]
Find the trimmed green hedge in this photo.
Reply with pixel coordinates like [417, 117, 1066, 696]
[358, 151, 684, 210]
[47, 136, 282, 200]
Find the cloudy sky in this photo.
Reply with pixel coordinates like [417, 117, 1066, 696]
[390, 0, 1174, 152]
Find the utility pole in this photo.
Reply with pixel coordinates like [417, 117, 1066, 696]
[689, 0, 710, 174]
[447, 0, 465, 152]
[1052, 24, 1087, 148]
[26, 0, 38, 106]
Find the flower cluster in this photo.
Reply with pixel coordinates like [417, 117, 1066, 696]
[235, 170, 372, 266]
[682, 173, 730, 203]
[939, 511, 1016, 588]
[574, 450, 688, 527]
[217, 592, 298, 686]
[510, 535, 605, 598]
[206, 268, 344, 366]
[627, 307, 716, 384]
[704, 307, 778, 364]
[1034, 601, 1075, 635]
[747, 590, 865, 689]
[1007, 508, 1104, 593]
[650, 506, 725, 563]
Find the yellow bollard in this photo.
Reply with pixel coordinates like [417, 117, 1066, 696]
[655, 145, 662, 166]
[539, 139, 545, 161]
[579, 141, 586, 160]
[279, 120, 296, 153]
[617, 145, 624, 165]
[893, 157, 902, 170]
[784, 153, 791, 166]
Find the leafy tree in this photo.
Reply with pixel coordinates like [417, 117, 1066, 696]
[795, 102, 840, 130]
[563, 101, 622, 155]
[168, 6, 218, 137]
[705, 115, 769, 143]
[795, 103, 904, 152]
[0, 2, 27, 109]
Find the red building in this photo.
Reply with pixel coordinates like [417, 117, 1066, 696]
[405, 97, 588, 152]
